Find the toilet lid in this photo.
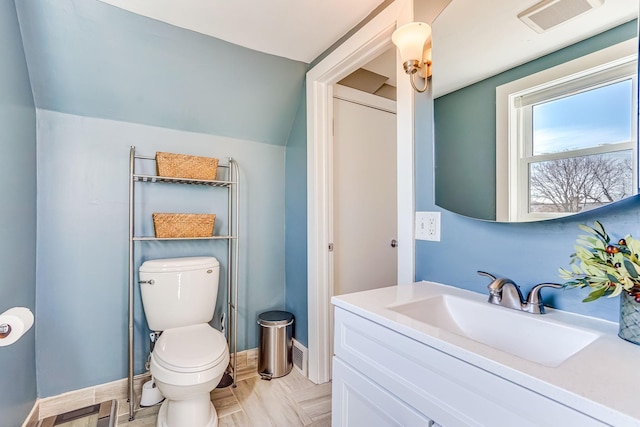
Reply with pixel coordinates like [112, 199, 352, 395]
[153, 324, 228, 373]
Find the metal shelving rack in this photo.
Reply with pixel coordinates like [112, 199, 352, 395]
[127, 146, 239, 421]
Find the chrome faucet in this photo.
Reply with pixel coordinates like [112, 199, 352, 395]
[477, 271, 562, 314]
[526, 282, 564, 314]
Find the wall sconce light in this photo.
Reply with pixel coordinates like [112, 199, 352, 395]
[391, 22, 432, 93]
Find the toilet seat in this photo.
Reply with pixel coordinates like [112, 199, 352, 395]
[153, 323, 228, 373]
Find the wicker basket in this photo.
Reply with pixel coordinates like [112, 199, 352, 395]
[152, 213, 216, 238]
[156, 152, 219, 180]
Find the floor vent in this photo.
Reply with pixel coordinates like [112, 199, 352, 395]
[292, 339, 308, 377]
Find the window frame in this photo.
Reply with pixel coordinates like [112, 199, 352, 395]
[496, 39, 638, 222]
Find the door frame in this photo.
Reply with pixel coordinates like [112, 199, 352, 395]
[306, 0, 415, 384]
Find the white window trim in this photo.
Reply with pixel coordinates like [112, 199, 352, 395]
[496, 38, 638, 222]
[516, 62, 637, 221]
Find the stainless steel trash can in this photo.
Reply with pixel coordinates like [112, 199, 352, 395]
[258, 310, 294, 380]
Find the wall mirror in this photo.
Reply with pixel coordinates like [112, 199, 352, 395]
[431, 0, 639, 222]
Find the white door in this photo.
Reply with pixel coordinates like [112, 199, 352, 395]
[332, 88, 397, 296]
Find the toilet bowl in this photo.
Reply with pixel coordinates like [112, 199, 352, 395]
[139, 257, 229, 427]
[151, 324, 229, 427]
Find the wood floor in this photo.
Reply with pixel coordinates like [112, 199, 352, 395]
[117, 367, 332, 427]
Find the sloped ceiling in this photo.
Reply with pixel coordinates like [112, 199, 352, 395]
[339, 47, 397, 101]
[91, 0, 638, 101]
[95, 0, 386, 63]
[16, 0, 636, 144]
[432, 0, 637, 97]
[15, 0, 391, 146]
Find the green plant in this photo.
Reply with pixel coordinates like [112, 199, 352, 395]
[559, 221, 640, 302]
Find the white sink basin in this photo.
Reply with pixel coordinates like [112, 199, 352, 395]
[387, 294, 599, 367]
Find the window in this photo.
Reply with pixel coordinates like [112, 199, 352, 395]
[496, 40, 638, 222]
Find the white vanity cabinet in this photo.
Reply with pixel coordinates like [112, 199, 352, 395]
[332, 306, 608, 427]
[333, 358, 438, 427]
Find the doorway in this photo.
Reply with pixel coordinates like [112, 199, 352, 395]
[306, 0, 415, 384]
[330, 82, 398, 371]
[332, 81, 398, 297]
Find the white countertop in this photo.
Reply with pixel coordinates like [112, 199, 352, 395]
[332, 281, 640, 426]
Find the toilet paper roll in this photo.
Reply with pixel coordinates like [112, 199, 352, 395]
[0, 307, 34, 347]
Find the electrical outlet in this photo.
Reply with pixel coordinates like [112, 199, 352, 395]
[415, 211, 441, 241]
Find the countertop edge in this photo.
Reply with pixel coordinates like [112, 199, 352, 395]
[331, 282, 640, 426]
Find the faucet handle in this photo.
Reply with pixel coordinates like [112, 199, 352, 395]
[477, 271, 509, 294]
[526, 283, 563, 314]
[477, 271, 497, 281]
[478, 271, 520, 306]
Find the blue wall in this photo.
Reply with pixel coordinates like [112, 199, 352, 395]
[11, 0, 306, 398]
[416, 82, 640, 323]
[434, 20, 637, 220]
[284, 19, 640, 351]
[36, 111, 287, 397]
[12, 0, 634, 408]
[0, 1, 37, 425]
[15, 0, 306, 146]
[285, 87, 309, 346]
[421, 20, 640, 320]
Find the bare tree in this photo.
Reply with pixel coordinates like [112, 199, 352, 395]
[529, 154, 633, 213]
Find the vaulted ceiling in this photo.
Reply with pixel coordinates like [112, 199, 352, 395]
[95, 0, 387, 63]
[15, 0, 317, 146]
[97, 0, 637, 100]
[432, 0, 637, 97]
[13, 0, 637, 147]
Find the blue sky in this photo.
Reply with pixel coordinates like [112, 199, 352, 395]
[532, 79, 633, 155]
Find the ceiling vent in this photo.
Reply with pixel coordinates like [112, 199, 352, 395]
[518, 0, 604, 33]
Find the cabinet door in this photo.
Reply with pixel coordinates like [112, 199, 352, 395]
[332, 358, 437, 427]
[334, 307, 609, 427]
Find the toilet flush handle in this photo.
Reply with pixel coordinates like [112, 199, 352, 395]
[138, 279, 155, 285]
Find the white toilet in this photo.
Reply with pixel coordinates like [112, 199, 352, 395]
[139, 256, 230, 427]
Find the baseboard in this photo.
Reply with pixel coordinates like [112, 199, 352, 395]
[22, 348, 258, 427]
[21, 400, 39, 427]
[24, 372, 151, 425]
[23, 348, 261, 426]
[233, 347, 258, 370]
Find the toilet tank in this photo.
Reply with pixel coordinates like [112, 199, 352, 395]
[139, 257, 220, 331]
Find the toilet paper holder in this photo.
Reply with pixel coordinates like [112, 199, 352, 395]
[0, 323, 11, 339]
[0, 307, 34, 346]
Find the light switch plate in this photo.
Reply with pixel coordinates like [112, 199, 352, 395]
[415, 211, 441, 241]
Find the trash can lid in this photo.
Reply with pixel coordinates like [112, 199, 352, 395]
[258, 310, 294, 326]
